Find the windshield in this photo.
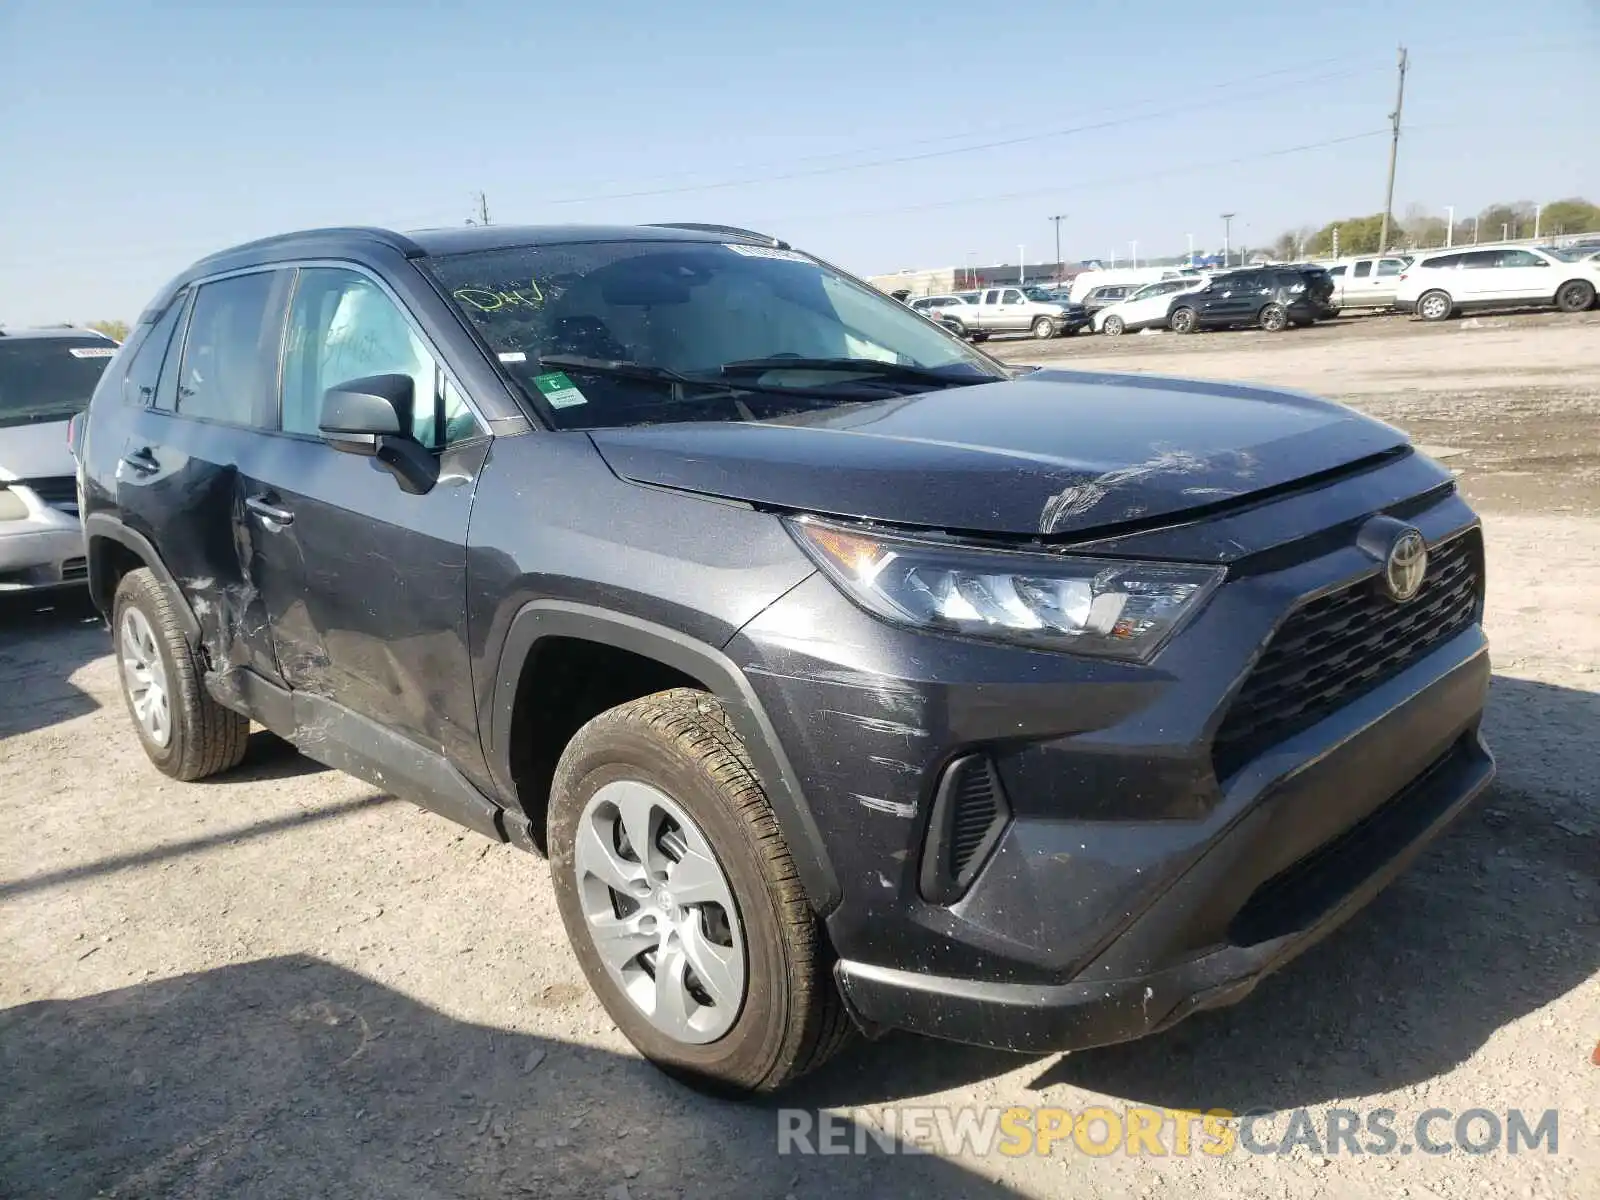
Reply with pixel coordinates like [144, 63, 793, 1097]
[425, 240, 1003, 429]
[0, 336, 117, 429]
[1022, 286, 1063, 303]
[1537, 245, 1582, 262]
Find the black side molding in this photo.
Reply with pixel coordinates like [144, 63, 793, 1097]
[487, 601, 841, 913]
[82, 512, 202, 646]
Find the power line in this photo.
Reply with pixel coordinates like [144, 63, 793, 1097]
[539, 65, 1384, 206]
[760, 129, 1391, 224]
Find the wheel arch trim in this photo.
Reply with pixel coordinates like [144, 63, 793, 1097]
[83, 512, 202, 646]
[486, 600, 842, 912]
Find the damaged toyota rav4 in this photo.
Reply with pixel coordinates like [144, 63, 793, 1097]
[78, 223, 1493, 1092]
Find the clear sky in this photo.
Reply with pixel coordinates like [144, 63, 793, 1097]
[2, 0, 1596, 325]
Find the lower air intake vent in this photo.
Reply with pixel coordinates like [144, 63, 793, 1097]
[919, 753, 1011, 905]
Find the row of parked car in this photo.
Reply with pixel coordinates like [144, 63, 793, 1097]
[907, 241, 1600, 340]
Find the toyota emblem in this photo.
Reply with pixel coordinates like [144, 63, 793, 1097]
[1383, 528, 1428, 602]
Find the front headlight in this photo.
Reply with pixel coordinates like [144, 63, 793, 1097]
[0, 486, 30, 522]
[786, 516, 1223, 662]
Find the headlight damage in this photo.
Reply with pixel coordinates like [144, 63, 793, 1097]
[787, 517, 1223, 662]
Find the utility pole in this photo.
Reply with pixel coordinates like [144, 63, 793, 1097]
[1221, 213, 1235, 266]
[1130, 240, 1139, 268]
[1186, 232, 1194, 264]
[1018, 244, 1025, 284]
[1534, 204, 1542, 240]
[1445, 205, 1454, 248]
[1049, 215, 1067, 281]
[1378, 46, 1408, 255]
[467, 191, 491, 226]
[1472, 216, 1480, 244]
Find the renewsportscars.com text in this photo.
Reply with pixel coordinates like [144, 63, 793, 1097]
[777, 1106, 1560, 1158]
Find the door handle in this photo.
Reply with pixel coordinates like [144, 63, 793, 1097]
[121, 447, 159, 475]
[245, 495, 295, 527]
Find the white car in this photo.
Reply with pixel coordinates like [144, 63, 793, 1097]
[0, 327, 119, 593]
[1395, 245, 1600, 321]
[1093, 277, 1210, 336]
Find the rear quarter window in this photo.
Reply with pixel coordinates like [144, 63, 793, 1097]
[1421, 253, 1462, 269]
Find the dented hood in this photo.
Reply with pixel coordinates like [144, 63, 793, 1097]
[586, 369, 1410, 537]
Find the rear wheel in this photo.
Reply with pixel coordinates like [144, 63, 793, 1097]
[548, 689, 850, 1093]
[1101, 314, 1125, 336]
[1556, 279, 1596, 313]
[1170, 306, 1198, 334]
[1417, 290, 1454, 322]
[1258, 303, 1288, 332]
[1031, 316, 1056, 339]
[113, 568, 249, 780]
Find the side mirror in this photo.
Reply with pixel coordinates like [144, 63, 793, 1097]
[318, 373, 436, 495]
[319, 373, 413, 456]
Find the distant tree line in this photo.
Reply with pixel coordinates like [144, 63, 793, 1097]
[1267, 197, 1600, 260]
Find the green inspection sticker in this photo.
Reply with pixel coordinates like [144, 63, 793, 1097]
[532, 371, 587, 409]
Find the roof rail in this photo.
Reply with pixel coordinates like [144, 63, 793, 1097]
[646, 223, 789, 250]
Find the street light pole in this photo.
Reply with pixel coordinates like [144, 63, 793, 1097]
[1130, 240, 1138, 268]
[1445, 205, 1454, 248]
[1472, 216, 1479, 244]
[1018, 244, 1025, 284]
[1221, 213, 1235, 267]
[1186, 232, 1194, 264]
[1534, 204, 1542, 240]
[1049, 214, 1067, 281]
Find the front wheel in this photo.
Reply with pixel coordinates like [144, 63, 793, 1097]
[1556, 279, 1596, 313]
[1031, 316, 1056, 339]
[1101, 314, 1125, 336]
[548, 689, 850, 1093]
[1170, 306, 1198, 334]
[1417, 290, 1454, 322]
[1259, 303, 1288, 332]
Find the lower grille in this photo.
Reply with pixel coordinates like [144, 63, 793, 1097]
[1213, 530, 1481, 779]
[919, 754, 1011, 905]
[61, 557, 88, 582]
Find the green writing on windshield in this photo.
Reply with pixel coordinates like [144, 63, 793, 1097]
[454, 279, 546, 313]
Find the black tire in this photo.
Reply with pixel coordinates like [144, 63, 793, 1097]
[1030, 316, 1056, 339]
[1170, 306, 1198, 334]
[1555, 279, 1595, 313]
[1259, 303, 1288, 332]
[1417, 290, 1454, 322]
[1101, 314, 1125, 336]
[945, 318, 971, 340]
[112, 568, 249, 780]
[970, 331, 989, 343]
[548, 689, 851, 1093]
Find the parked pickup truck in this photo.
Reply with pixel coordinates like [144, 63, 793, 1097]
[1324, 255, 1412, 311]
[939, 286, 1085, 340]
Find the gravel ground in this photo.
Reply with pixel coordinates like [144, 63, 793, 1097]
[3, 314, 1597, 1199]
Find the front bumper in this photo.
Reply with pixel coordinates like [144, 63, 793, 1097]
[730, 479, 1491, 1053]
[0, 495, 86, 592]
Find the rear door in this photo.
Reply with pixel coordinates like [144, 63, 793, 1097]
[115, 269, 292, 683]
[1202, 272, 1263, 325]
[1455, 250, 1502, 300]
[243, 264, 489, 769]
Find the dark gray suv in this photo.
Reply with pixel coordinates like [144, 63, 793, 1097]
[77, 223, 1493, 1092]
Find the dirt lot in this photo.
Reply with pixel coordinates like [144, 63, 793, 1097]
[3, 314, 1597, 1199]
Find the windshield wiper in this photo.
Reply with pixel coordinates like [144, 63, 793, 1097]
[718, 357, 983, 385]
[536, 353, 700, 386]
[534, 353, 864, 402]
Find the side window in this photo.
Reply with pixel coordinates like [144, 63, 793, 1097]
[1459, 251, 1500, 270]
[1422, 253, 1460, 269]
[1353, 261, 1373, 278]
[281, 267, 476, 449]
[174, 271, 287, 426]
[1376, 259, 1405, 277]
[1496, 249, 1544, 268]
[1328, 265, 1346, 277]
[1001, 289, 1023, 304]
[983, 290, 1000, 304]
[121, 293, 186, 407]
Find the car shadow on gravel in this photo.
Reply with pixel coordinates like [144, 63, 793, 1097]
[0, 957, 1018, 1200]
[799, 674, 1598, 1113]
[0, 591, 105, 738]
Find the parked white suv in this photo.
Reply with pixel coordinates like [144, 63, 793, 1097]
[1093, 277, 1209, 335]
[1395, 245, 1599, 321]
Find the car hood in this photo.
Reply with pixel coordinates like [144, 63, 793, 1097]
[586, 369, 1410, 537]
[0, 418, 75, 482]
